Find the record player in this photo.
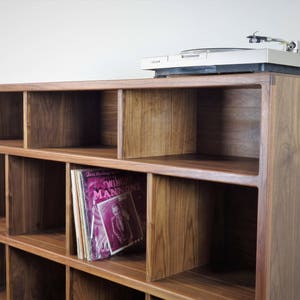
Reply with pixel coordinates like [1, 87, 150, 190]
[141, 33, 300, 77]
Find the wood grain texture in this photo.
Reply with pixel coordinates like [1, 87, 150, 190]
[131, 154, 259, 186]
[255, 83, 272, 300]
[121, 89, 198, 158]
[147, 174, 258, 283]
[9, 247, 65, 299]
[42, 146, 117, 158]
[194, 266, 255, 289]
[23, 92, 28, 148]
[266, 74, 300, 300]
[0, 244, 5, 292]
[2, 74, 300, 300]
[0, 233, 255, 300]
[15, 232, 66, 255]
[132, 154, 259, 175]
[147, 174, 215, 281]
[66, 266, 71, 300]
[99, 90, 118, 146]
[0, 140, 23, 148]
[158, 267, 255, 300]
[5, 155, 9, 232]
[0, 219, 5, 233]
[0, 92, 23, 139]
[117, 89, 124, 159]
[70, 268, 145, 300]
[0, 155, 4, 218]
[8, 156, 65, 235]
[27, 90, 117, 148]
[121, 87, 261, 160]
[5, 245, 10, 300]
[0, 145, 259, 187]
[197, 88, 261, 158]
[0, 73, 270, 92]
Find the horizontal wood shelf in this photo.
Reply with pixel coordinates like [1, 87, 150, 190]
[131, 154, 259, 186]
[0, 145, 259, 186]
[0, 73, 270, 92]
[0, 233, 255, 300]
[0, 140, 23, 148]
[45, 146, 118, 160]
[193, 266, 255, 289]
[153, 268, 255, 300]
[0, 232, 66, 256]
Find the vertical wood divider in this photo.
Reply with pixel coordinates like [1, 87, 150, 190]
[146, 173, 214, 281]
[146, 173, 153, 281]
[23, 92, 29, 149]
[66, 163, 76, 256]
[145, 295, 160, 300]
[5, 245, 10, 300]
[4, 155, 9, 233]
[266, 75, 300, 300]
[0, 156, 4, 219]
[66, 266, 71, 300]
[256, 83, 272, 300]
[145, 291, 159, 299]
[117, 89, 124, 159]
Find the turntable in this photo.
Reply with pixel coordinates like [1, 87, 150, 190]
[141, 33, 300, 77]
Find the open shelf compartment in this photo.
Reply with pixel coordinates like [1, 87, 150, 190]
[68, 164, 147, 269]
[0, 156, 5, 297]
[7, 247, 65, 299]
[26, 90, 118, 155]
[0, 92, 23, 147]
[68, 267, 145, 300]
[0, 155, 5, 222]
[7, 156, 66, 253]
[147, 174, 257, 299]
[121, 87, 261, 175]
[0, 244, 5, 297]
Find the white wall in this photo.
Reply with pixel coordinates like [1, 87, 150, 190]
[0, 0, 299, 83]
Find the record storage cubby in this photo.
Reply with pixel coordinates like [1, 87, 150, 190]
[0, 73, 299, 299]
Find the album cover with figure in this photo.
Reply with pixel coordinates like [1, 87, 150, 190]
[97, 192, 143, 255]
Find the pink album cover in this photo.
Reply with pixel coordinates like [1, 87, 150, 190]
[97, 192, 143, 255]
[80, 169, 146, 260]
